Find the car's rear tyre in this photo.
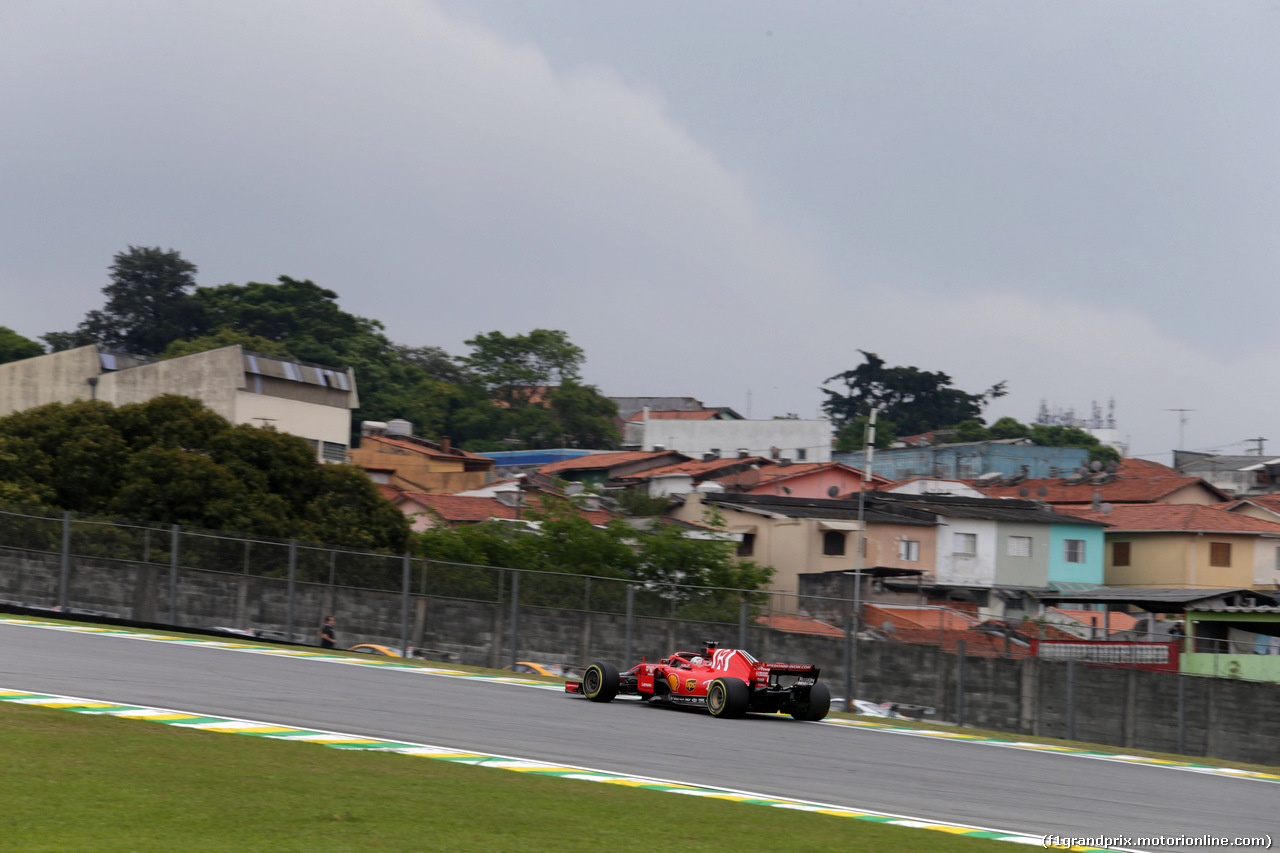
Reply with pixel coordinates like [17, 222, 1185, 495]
[791, 680, 831, 721]
[582, 661, 619, 703]
[707, 677, 749, 718]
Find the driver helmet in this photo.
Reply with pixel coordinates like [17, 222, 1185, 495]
[691, 656, 704, 667]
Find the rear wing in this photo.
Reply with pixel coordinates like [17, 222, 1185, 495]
[761, 662, 819, 676]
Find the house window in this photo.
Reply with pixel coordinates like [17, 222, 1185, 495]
[1209, 542, 1232, 567]
[737, 533, 755, 558]
[954, 532, 977, 556]
[1064, 539, 1086, 563]
[1113, 542, 1131, 567]
[321, 441, 348, 463]
[899, 539, 919, 561]
[823, 531, 846, 556]
[796, 448, 807, 461]
[1007, 536, 1032, 557]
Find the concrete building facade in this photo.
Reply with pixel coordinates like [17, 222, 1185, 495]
[0, 344, 357, 462]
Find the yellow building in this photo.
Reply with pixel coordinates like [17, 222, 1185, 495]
[1057, 503, 1280, 589]
[348, 433, 494, 495]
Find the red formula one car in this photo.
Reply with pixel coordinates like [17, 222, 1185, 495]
[565, 643, 831, 721]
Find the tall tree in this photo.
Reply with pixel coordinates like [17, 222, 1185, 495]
[45, 247, 205, 355]
[462, 329, 584, 409]
[821, 351, 1006, 438]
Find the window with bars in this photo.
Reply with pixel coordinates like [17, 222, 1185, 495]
[1064, 539, 1086, 563]
[899, 539, 919, 561]
[1007, 536, 1032, 557]
[321, 441, 348, 463]
[954, 532, 977, 556]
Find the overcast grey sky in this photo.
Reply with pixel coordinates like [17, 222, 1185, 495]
[3, 1, 1278, 460]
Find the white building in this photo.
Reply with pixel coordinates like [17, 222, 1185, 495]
[623, 410, 832, 464]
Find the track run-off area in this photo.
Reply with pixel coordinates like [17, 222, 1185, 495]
[2, 617, 1275, 852]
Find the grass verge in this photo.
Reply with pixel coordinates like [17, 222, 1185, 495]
[0, 702, 1009, 853]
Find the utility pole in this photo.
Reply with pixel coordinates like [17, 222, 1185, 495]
[1249, 437, 1267, 457]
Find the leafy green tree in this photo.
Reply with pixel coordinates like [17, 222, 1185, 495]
[821, 351, 1006, 438]
[160, 328, 293, 359]
[462, 329, 584, 409]
[0, 396, 411, 550]
[45, 247, 206, 355]
[931, 416, 1119, 466]
[0, 327, 43, 364]
[833, 414, 899, 453]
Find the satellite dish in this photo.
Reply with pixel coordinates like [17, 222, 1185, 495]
[827, 485, 840, 498]
[1106, 462, 1119, 473]
[1018, 487, 1030, 498]
[1090, 460, 1103, 472]
[1037, 486, 1048, 498]
[1100, 502, 1113, 515]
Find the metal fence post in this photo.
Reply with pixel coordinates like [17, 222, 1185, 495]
[286, 539, 297, 643]
[58, 511, 71, 611]
[401, 553, 412, 657]
[624, 583, 635, 665]
[508, 568, 521, 669]
[738, 599, 748, 649]
[168, 524, 180, 624]
[955, 639, 966, 727]
[1177, 673, 1186, 755]
[1066, 659, 1076, 741]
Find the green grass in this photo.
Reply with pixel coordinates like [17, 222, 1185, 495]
[0, 703, 1008, 853]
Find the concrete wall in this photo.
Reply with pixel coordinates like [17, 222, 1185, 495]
[4, 547, 1280, 765]
[0, 345, 103, 415]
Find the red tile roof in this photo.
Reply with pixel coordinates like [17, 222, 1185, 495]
[625, 409, 720, 421]
[1054, 502, 1280, 533]
[715, 462, 891, 490]
[973, 474, 1219, 504]
[360, 434, 492, 462]
[619, 457, 774, 481]
[396, 492, 615, 526]
[754, 614, 845, 637]
[1048, 608, 1140, 632]
[866, 604, 979, 631]
[537, 450, 688, 475]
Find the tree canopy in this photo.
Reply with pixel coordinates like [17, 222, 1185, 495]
[822, 351, 1006, 440]
[44, 247, 206, 355]
[0, 327, 43, 365]
[942, 417, 1121, 465]
[0, 395, 410, 551]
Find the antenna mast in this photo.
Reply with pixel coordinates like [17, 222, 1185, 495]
[1166, 409, 1194, 450]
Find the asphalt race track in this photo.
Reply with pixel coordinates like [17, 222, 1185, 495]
[1, 621, 1273, 851]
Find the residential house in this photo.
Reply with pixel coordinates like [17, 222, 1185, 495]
[713, 462, 892, 500]
[536, 450, 692, 488]
[1055, 503, 1280, 590]
[347, 428, 495, 494]
[612, 455, 776, 497]
[868, 493, 1107, 613]
[1173, 451, 1280, 498]
[0, 344, 357, 463]
[971, 457, 1228, 506]
[670, 491, 936, 606]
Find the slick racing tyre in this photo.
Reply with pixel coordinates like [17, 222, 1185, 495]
[706, 677, 749, 718]
[582, 661, 620, 703]
[791, 680, 831, 721]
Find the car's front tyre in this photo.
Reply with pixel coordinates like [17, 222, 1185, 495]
[582, 661, 620, 703]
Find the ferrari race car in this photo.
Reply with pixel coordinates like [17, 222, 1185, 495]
[564, 643, 831, 721]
